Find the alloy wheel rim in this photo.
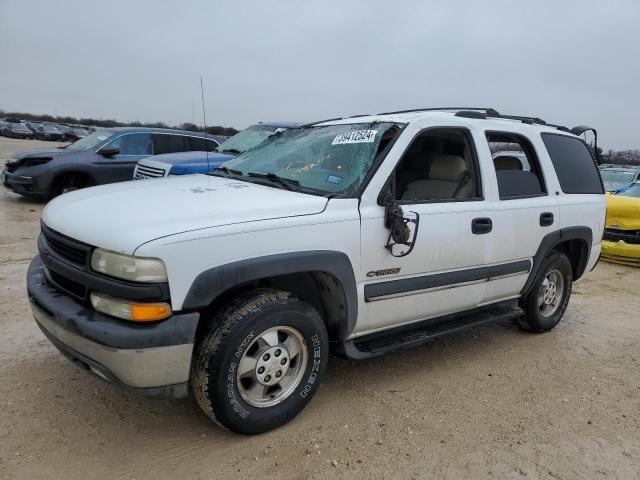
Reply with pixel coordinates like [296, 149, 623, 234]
[236, 326, 308, 408]
[537, 269, 564, 317]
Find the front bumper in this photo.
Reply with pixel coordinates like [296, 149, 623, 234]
[27, 255, 200, 398]
[1, 169, 46, 197]
[601, 240, 640, 267]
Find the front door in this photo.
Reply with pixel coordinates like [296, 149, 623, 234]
[357, 127, 491, 336]
[97, 132, 154, 182]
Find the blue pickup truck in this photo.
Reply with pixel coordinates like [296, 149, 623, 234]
[133, 122, 298, 179]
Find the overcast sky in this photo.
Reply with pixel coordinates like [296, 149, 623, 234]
[1, 0, 638, 149]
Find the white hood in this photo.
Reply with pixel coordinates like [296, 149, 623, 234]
[42, 175, 328, 254]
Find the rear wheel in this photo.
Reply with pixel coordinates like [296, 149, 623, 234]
[190, 288, 328, 434]
[518, 251, 573, 332]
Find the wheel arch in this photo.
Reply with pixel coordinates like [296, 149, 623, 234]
[521, 226, 592, 296]
[182, 251, 358, 343]
[50, 169, 96, 193]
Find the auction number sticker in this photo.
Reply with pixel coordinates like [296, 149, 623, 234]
[332, 130, 377, 145]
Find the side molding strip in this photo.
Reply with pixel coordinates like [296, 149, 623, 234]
[364, 260, 531, 302]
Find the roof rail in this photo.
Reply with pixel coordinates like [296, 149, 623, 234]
[454, 109, 570, 132]
[302, 107, 571, 133]
[377, 107, 500, 116]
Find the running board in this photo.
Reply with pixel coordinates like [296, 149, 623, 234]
[339, 301, 523, 360]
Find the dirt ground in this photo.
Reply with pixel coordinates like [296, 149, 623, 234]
[0, 137, 639, 480]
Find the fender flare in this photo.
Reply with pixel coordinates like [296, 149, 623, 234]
[521, 226, 592, 295]
[182, 250, 358, 338]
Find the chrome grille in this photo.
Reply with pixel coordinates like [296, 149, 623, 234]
[134, 164, 167, 179]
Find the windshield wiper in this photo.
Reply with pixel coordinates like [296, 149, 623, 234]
[217, 148, 242, 155]
[209, 166, 242, 177]
[246, 172, 300, 191]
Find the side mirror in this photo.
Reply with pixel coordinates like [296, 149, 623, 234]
[98, 147, 120, 157]
[380, 185, 420, 257]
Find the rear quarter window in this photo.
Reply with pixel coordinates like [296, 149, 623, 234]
[541, 133, 604, 194]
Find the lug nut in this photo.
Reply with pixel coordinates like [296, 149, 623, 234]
[257, 366, 265, 374]
[276, 371, 282, 378]
[264, 375, 271, 383]
[275, 349, 281, 357]
[280, 358, 287, 365]
[263, 353, 270, 361]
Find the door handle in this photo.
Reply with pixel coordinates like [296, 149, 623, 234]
[540, 212, 554, 227]
[472, 217, 492, 234]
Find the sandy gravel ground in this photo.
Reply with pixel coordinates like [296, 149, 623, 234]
[1, 137, 639, 480]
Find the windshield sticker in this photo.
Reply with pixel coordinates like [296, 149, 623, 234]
[332, 130, 377, 145]
[325, 175, 343, 184]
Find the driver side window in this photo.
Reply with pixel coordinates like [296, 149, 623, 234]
[392, 128, 482, 202]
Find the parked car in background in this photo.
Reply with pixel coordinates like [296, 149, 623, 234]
[66, 127, 89, 141]
[27, 122, 43, 132]
[133, 122, 297, 179]
[53, 124, 71, 138]
[1, 128, 220, 199]
[599, 166, 640, 192]
[1, 122, 34, 139]
[602, 181, 640, 266]
[33, 125, 64, 141]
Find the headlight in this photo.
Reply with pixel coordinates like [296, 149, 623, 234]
[91, 248, 167, 283]
[90, 292, 172, 322]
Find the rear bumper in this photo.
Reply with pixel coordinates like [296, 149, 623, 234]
[27, 255, 200, 398]
[601, 240, 640, 267]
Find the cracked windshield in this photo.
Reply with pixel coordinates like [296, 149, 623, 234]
[223, 122, 400, 195]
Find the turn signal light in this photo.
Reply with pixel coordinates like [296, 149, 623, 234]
[131, 304, 172, 322]
[90, 292, 172, 322]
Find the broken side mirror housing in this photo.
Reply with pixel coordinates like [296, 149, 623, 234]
[379, 182, 420, 257]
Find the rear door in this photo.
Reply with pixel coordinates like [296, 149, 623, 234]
[479, 130, 559, 305]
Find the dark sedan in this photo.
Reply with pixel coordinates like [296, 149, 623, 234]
[33, 125, 64, 141]
[2, 122, 34, 139]
[1, 127, 221, 199]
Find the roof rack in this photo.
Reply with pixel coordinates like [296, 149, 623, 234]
[378, 107, 500, 116]
[302, 107, 500, 127]
[303, 107, 570, 132]
[454, 109, 570, 132]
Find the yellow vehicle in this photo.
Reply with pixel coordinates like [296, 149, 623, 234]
[602, 182, 640, 266]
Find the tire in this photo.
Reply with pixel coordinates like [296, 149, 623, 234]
[190, 288, 328, 434]
[50, 174, 93, 198]
[518, 251, 573, 332]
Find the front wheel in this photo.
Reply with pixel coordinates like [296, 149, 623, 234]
[50, 174, 93, 198]
[518, 251, 573, 332]
[190, 289, 328, 434]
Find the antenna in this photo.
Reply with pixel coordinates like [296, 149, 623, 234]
[200, 76, 209, 173]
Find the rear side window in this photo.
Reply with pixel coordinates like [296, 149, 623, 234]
[152, 134, 189, 154]
[541, 133, 604, 194]
[187, 136, 218, 152]
[486, 132, 546, 199]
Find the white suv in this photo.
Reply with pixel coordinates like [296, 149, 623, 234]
[27, 108, 605, 433]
